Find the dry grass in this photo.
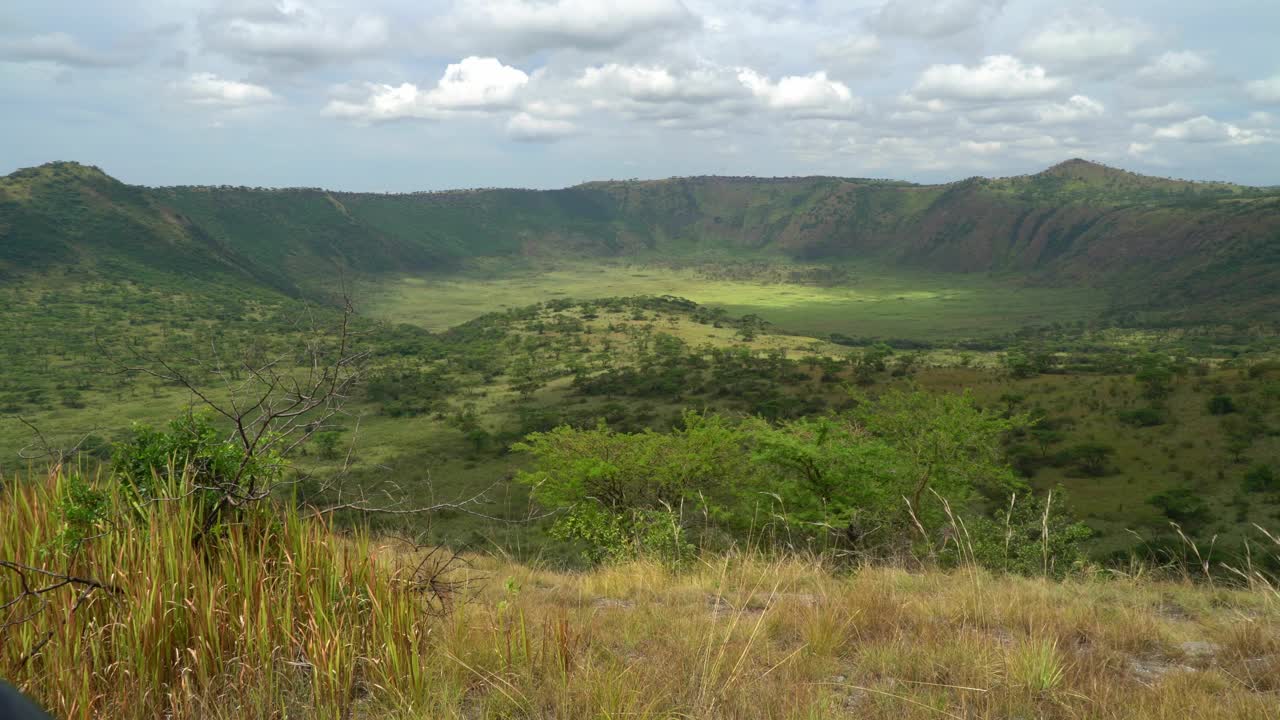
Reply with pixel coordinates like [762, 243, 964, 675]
[3, 468, 1279, 719]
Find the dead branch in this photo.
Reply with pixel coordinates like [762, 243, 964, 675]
[1, 560, 122, 670]
[13, 417, 99, 468]
[383, 537, 484, 617]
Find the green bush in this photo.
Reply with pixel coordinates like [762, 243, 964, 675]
[1148, 486, 1212, 531]
[1241, 464, 1277, 493]
[516, 391, 1027, 562]
[313, 431, 343, 460]
[1206, 395, 1237, 415]
[1002, 347, 1055, 379]
[1053, 442, 1115, 477]
[550, 505, 696, 565]
[53, 473, 109, 552]
[1118, 407, 1164, 427]
[111, 413, 284, 519]
[960, 490, 1092, 579]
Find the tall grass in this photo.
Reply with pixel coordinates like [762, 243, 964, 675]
[2, 467, 448, 719]
[4, 467, 1280, 719]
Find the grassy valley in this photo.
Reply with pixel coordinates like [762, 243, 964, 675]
[362, 259, 1108, 339]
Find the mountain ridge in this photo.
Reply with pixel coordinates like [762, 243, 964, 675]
[3, 159, 1278, 324]
[16, 157, 1270, 193]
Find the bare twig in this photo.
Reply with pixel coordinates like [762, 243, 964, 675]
[1, 560, 122, 669]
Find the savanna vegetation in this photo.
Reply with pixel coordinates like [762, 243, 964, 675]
[3, 158, 1280, 717]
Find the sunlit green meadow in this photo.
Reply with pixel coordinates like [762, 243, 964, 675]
[363, 261, 1109, 341]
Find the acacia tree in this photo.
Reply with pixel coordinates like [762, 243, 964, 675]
[855, 389, 1026, 520]
[1060, 442, 1115, 477]
[514, 412, 750, 561]
[747, 415, 905, 548]
[1134, 354, 1176, 403]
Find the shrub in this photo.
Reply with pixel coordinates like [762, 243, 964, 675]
[111, 412, 284, 524]
[53, 473, 109, 552]
[1054, 443, 1115, 477]
[1118, 407, 1164, 427]
[1002, 348, 1054, 379]
[964, 491, 1092, 578]
[550, 505, 695, 565]
[1134, 355, 1175, 402]
[1207, 395, 1238, 415]
[1242, 464, 1278, 493]
[1247, 360, 1280, 379]
[313, 431, 343, 460]
[1148, 487, 1212, 531]
[516, 391, 1027, 561]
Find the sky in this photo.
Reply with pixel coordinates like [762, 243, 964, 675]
[2, 0, 1279, 191]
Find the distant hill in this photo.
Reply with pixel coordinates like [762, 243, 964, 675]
[2, 159, 1278, 323]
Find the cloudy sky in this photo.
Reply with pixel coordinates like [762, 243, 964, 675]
[2, 0, 1279, 190]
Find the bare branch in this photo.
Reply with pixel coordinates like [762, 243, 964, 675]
[2, 560, 122, 669]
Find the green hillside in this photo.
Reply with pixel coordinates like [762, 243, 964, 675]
[3, 159, 1279, 322]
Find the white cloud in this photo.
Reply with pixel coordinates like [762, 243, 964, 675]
[177, 72, 275, 107]
[1152, 115, 1266, 145]
[1128, 141, 1153, 156]
[570, 62, 755, 130]
[1246, 73, 1280, 104]
[1244, 111, 1275, 127]
[1135, 51, 1211, 85]
[428, 57, 530, 109]
[523, 100, 579, 119]
[201, 0, 389, 66]
[964, 140, 1003, 154]
[913, 55, 1062, 101]
[1037, 95, 1104, 124]
[324, 57, 528, 122]
[872, 0, 1006, 38]
[816, 33, 884, 73]
[445, 0, 699, 54]
[888, 111, 945, 125]
[896, 94, 950, 113]
[577, 63, 740, 103]
[858, 135, 961, 171]
[3, 0, 1277, 187]
[0, 32, 137, 68]
[964, 105, 1036, 124]
[1009, 135, 1061, 151]
[1022, 9, 1150, 70]
[964, 96, 1108, 127]
[1127, 102, 1196, 121]
[738, 69, 863, 117]
[573, 61, 864, 124]
[506, 112, 577, 141]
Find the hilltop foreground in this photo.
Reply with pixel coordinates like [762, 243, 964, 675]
[4, 469, 1279, 720]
